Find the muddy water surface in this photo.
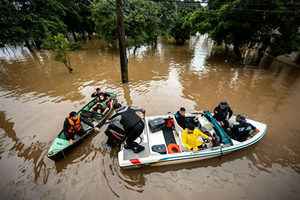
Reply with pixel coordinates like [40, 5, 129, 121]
[0, 36, 300, 200]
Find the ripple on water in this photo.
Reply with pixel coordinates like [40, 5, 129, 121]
[1, 38, 300, 199]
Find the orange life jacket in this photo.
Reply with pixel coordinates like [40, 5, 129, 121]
[67, 115, 81, 134]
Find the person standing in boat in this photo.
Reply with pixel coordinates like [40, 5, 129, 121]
[213, 101, 233, 129]
[175, 107, 187, 129]
[105, 103, 146, 153]
[63, 111, 83, 144]
[231, 115, 259, 141]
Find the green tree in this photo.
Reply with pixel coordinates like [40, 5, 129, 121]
[0, 0, 22, 47]
[155, 0, 198, 45]
[190, 0, 300, 62]
[61, 0, 95, 41]
[91, 0, 161, 47]
[169, 8, 193, 45]
[0, 0, 66, 49]
[43, 34, 73, 73]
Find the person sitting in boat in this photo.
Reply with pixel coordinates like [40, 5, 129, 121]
[105, 103, 146, 153]
[91, 88, 110, 102]
[93, 101, 110, 114]
[175, 107, 187, 129]
[182, 123, 212, 151]
[231, 115, 259, 142]
[63, 111, 83, 144]
[213, 101, 233, 129]
[91, 88, 111, 114]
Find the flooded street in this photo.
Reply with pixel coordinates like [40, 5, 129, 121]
[1, 36, 300, 200]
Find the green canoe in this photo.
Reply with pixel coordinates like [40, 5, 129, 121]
[47, 92, 117, 160]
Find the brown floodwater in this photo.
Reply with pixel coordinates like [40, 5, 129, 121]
[0, 36, 300, 200]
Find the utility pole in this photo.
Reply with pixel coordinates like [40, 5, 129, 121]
[116, 0, 128, 83]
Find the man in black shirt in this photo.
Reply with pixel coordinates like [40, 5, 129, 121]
[213, 101, 233, 129]
[106, 103, 146, 153]
[231, 115, 259, 142]
[175, 107, 187, 129]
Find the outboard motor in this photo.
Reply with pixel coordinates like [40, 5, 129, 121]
[105, 123, 126, 147]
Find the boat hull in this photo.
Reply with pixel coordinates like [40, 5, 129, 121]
[48, 94, 117, 160]
[118, 114, 267, 169]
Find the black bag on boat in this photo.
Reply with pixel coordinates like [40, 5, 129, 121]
[148, 118, 165, 133]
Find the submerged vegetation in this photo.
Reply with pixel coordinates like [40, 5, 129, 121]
[42, 34, 73, 73]
[1, 0, 299, 67]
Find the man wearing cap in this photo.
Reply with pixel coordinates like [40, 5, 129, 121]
[63, 111, 83, 144]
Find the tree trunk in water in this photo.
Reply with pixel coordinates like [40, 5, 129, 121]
[72, 32, 78, 42]
[80, 31, 86, 40]
[175, 38, 185, 45]
[133, 46, 138, 56]
[87, 32, 92, 40]
[259, 47, 274, 67]
[25, 40, 34, 52]
[153, 38, 158, 48]
[295, 52, 300, 64]
[34, 40, 42, 49]
[116, 0, 128, 83]
[224, 43, 229, 56]
[253, 43, 267, 65]
[233, 43, 242, 59]
[64, 54, 73, 73]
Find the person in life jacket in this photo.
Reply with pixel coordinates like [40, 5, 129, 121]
[91, 88, 111, 113]
[105, 103, 145, 153]
[231, 115, 259, 142]
[63, 111, 83, 144]
[181, 123, 212, 151]
[213, 101, 233, 129]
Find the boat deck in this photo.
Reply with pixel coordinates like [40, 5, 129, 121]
[119, 113, 267, 168]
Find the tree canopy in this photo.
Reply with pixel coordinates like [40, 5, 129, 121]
[0, 0, 94, 48]
[0, 0, 66, 48]
[189, 0, 300, 60]
[0, 0, 299, 63]
[91, 0, 161, 47]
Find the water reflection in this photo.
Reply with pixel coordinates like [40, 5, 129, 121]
[189, 34, 213, 73]
[0, 37, 300, 199]
[0, 46, 33, 63]
[122, 84, 133, 106]
[54, 129, 104, 173]
[0, 111, 49, 183]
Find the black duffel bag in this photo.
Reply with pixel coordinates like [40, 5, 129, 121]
[148, 118, 165, 133]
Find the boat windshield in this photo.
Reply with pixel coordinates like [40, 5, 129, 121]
[203, 111, 232, 145]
